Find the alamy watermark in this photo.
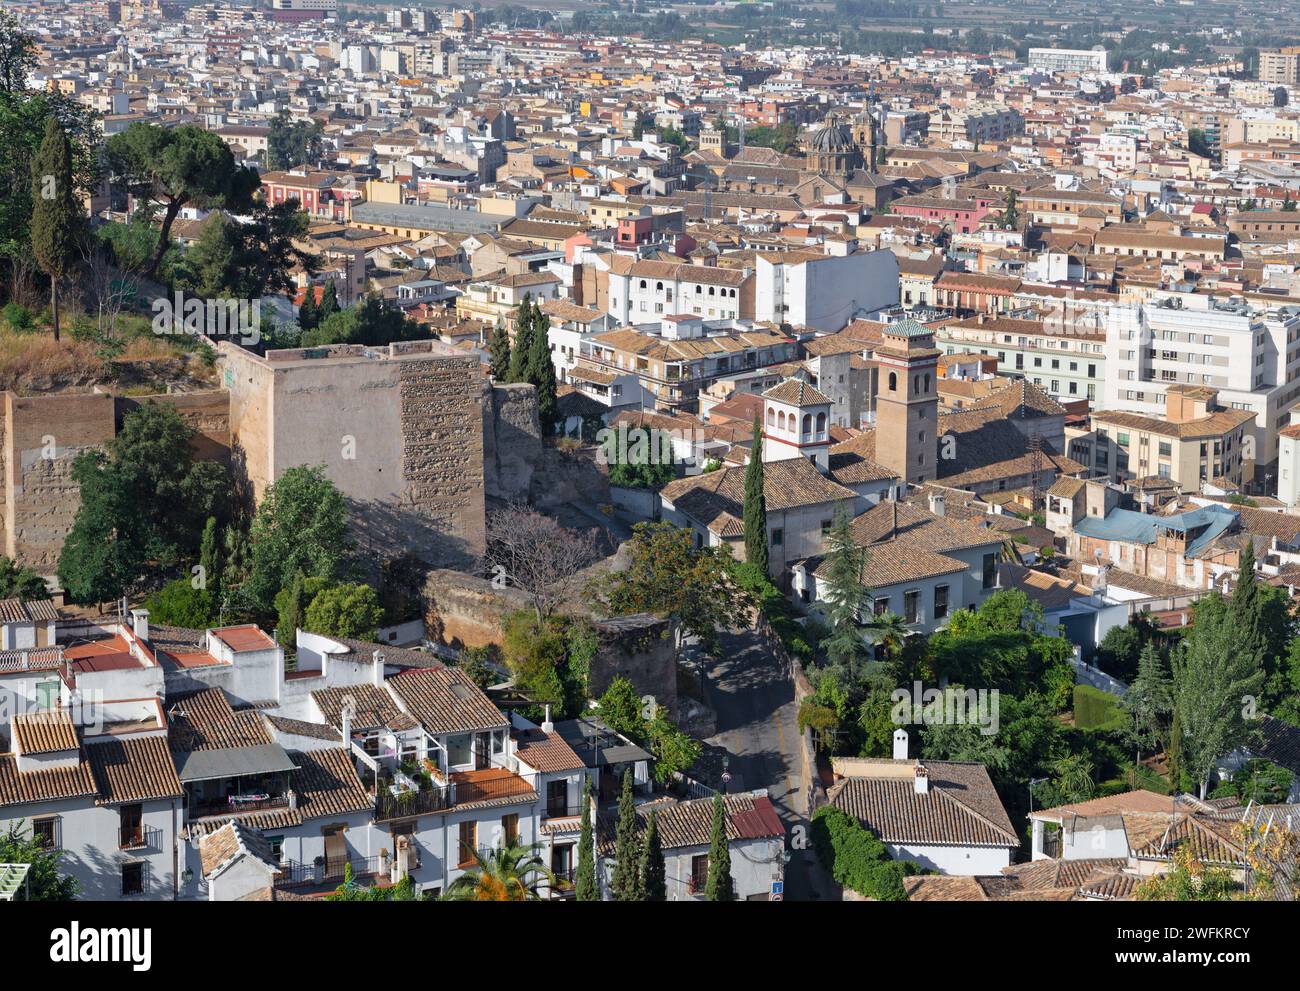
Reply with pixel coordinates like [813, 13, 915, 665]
[152, 291, 261, 346]
[891, 681, 1000, 735]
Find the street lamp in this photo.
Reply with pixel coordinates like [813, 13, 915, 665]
[721, 756, 731, 795]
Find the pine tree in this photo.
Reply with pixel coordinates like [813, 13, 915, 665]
[298, 286, 318, 330]
[1124, 642, 1172, 771]
[528, 306, 558, 435]
[704, 791, 735, 901]
[489, 317, 511, 380]
[821, 506, 868, 678]
[743, 414, 769, 575]
[611, 768, 641, 900]
[507, 294, 534, 383]
[30, 117, 79, 342]
[575, 777, 599, 900]
[639, 809, 666, 901]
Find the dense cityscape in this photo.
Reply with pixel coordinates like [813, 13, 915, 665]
[0, 0, 1297, 944]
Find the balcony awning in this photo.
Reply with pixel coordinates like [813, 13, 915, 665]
[174, 744, 299, 783]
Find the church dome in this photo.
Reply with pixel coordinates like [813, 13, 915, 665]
[808, 117, 856, 154]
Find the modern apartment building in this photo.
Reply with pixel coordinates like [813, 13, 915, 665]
[935, 314, 1106, 404]
[1103, 292, 1300, 470]
[1028, 48, 1109, 75]
[1259, 47, 1300, 86]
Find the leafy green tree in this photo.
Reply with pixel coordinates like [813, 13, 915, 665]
[265, 109, 324, 170]
[489, 317, 511, 380]
[1052, 753, 1095, 803]
[591, 521, 751, 656]
[246, 465, 349, 613]
[704, 791, 735, 901]
[997, 188, 1020, 229]
[1134, 847, 1241, 901]
[743, 416, 769, 575]
[575, 779, 598, 901]
[639, 809, 666, 901]
[142, 577, 215, 628]
[0, 556, 48, 599]
[303, 582, 383, 640]
[605, 428, 676, 489]
[611, 769, 641, 900]
[58, 402, 231, 604]
[177, 200, 315, 301]
[29, 117, 78, 341]
[646, 704, 702, 782]
[106, 122, 260, 280]
[597, 676, 644, 741]
[0, 822, 77, 900]
[317, 280, 339, 321]
[1171, 593, 1267, 797]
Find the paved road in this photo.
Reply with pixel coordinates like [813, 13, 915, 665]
[692, 627, 838, 901]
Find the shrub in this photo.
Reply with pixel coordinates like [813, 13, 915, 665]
[810, 806, 911, 901]
[2, 303, 34, 333]
[143, 577, 216, 629]
[1073, 684, 1127, 732]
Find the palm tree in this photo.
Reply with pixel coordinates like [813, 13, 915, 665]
[442, 844, 555, 901]
[866, 610, 909, 660]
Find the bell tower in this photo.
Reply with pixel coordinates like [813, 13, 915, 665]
[874, 319, 940, 485]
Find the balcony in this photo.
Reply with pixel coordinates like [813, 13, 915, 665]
[374, 785, 453, 822]
[188, 793, 292, 820]
[542, 801, 584, 821]
[275, 855, 387, 892]
[119, 824, 162, 851]
[450, 768, 536, 806]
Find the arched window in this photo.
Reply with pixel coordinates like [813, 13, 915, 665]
[709, 286, 716, 296]
[778, 411, 786, 430]
[767, 407, 775, 427]
[729, 288, 736, 298]
[888, 371, 897, 392]
[816, 411, 826, 432]
[656, 281, 663, 291]
[696, 284, 702, 293]
[913, 375, 920, 393]
[639, 280, 647, 289]
[924, 373, 931, 391]
[802, 413, 812, 434]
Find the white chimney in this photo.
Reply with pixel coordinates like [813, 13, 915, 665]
[914, 763, 929, 794]
[372, 650, 385, 687]
[130, 608, 149, 643]
[341, 698, 354, 751]
[892, 728, 909, 760]
[928, 491, 945, 517]
[541, 703, 554, 735]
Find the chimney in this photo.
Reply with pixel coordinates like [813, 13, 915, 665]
[914, 763, 929, 794]
[372, 650, 385, 687]
[541, 703, 554, 735]
[893, 728, 909, 760]
[130, 608, 149, 644]
[341, 699, 353, 751]
[928, 491, 945, 517]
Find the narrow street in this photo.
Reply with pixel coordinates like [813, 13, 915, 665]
[690, 627, 838, 901]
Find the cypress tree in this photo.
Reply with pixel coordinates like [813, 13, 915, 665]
[743, 413, 769, 575]
[317, 281, 340, 321]
[277, 571, 304, 651]
[298, 286, 318, 330]
[507, 294, 534, 383]
[1167, 706, 1183, 792]
[30, 117, 79, 342]
[611, 768, 641, 900]
[1232, 539, 1267, 668]
[639, 808, 666, 901]
[489, 317, 511, 380]
[528, 306, 558, 434]
[199, 516, 222, 602]
[575, 777, 598, 900]
[704, 791, 735, 901]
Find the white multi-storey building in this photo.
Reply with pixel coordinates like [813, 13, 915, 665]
[1104, 292, 1300, 471]
[1028, 47, 1109, 74]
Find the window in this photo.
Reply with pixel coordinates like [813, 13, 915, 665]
[119, 803, 144, 849]
[904, 590, 920, 624]
[121, 861, 145, 897]
[934, 585, 949, 620]
[821, 519, 833, 538]
[982, 553, 996, 590]
[32, 817, 57, 850]
[268, 835, 284, 861]
[458, 820, 477, 867]
[35, 679, 58, 710]
[502, 813, 520, 847]
[770, 528, 784, 547]
[690, 854, 709, 894]
[874, 597, 890, 616]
